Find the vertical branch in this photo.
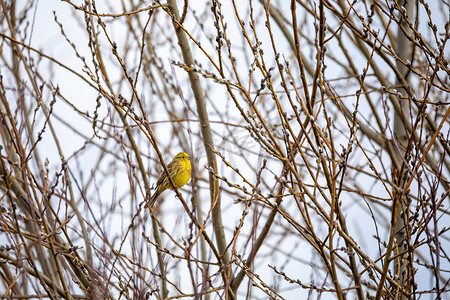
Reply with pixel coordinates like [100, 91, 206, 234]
[164, 0, 233, 297]
[393, 1, 415, 297]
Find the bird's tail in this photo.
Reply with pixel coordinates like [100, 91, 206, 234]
[149, 186, 161, 207]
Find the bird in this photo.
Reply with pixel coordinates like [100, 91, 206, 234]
[149, 152, 191, 206]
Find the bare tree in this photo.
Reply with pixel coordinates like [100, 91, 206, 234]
[0, 0, 448, 299]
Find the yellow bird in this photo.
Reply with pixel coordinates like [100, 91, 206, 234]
[149, 152, 191, 206]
